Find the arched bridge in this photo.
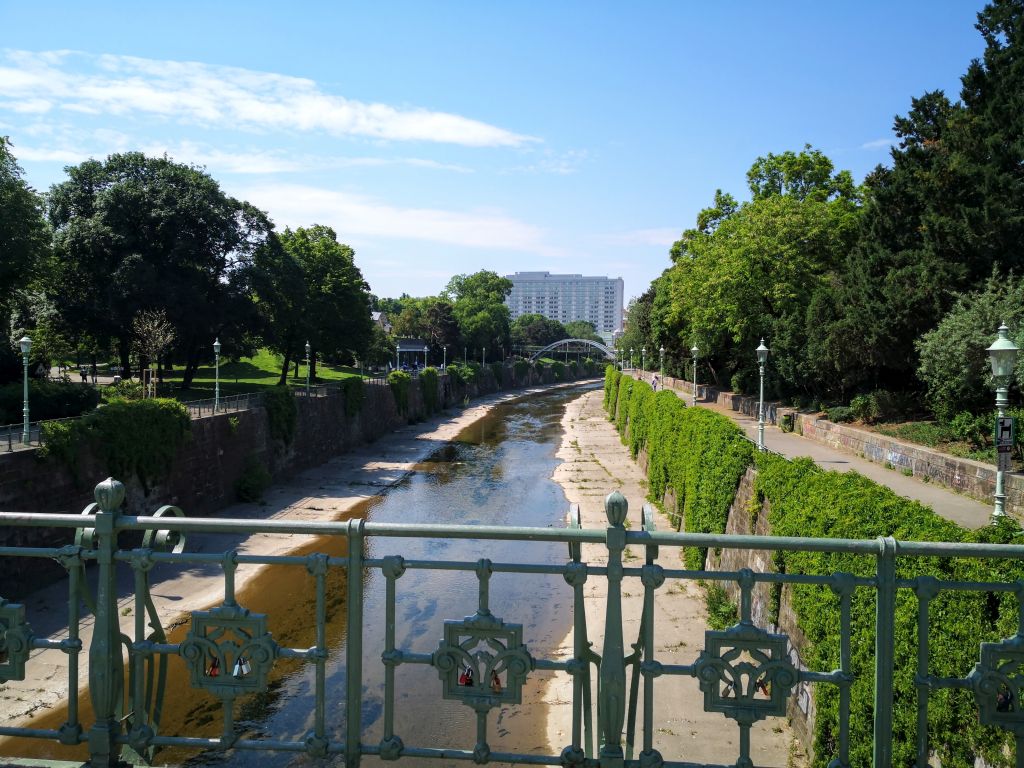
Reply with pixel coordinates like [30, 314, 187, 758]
[528, 338, 616, 362]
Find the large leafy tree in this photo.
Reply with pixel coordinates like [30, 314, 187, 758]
[46, 153, 272, 387]
[445, 271, 512, 357]
[511, 313, 567, 349]
[0, 138, 50, 382]
[664, 147, 861, 395]
[271, 225, 373, 380]
[564, 320, 602, 343]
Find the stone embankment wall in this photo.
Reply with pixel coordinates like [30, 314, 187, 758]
[656, 374, 1023, 518]
[0, 365, 595, 596]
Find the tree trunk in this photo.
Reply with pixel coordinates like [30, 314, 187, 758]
[279, 353, 291, 386]
[310, 353, 317, 380]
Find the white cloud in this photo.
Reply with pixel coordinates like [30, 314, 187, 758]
[506, 148, 590, 175]
[237, 182, 562, 255]
[0, 49, 537, 148]
[861, 137, 896, 150]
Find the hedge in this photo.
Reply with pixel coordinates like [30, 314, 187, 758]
[0, 380, 101, 424]
[604, 365, 1023, 766]
[387, 370, 412, 415]
[419, 367, 439, 414]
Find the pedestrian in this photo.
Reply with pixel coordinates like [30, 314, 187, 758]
[80, 367, 88, 383]
[90, 363, 97, 384]
[490, 670, 502, 695]
[651, 374, 659, 392]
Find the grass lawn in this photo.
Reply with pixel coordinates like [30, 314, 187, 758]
[153, 349, 370, 401]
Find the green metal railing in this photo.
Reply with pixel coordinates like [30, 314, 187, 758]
[2, 478, 1024, 767]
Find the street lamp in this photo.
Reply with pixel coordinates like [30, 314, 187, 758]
[443, 345, 447, 370]
[482, 347, 486, 366]
[642, 347, 646, 372]
[987, 323, 1019, 519]
[396, 343, 401, 371]
[659, 346, 665, 378]
[305, 341, 311, 396]
[213, 338, 221, 414]
[756, 339, 770, 451]
[630, 347, 634, 370]
[424, 344, 429, 369]
[19, 336, 30, 444]
[691, 345, 699, 406]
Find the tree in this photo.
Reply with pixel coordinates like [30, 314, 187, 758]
[564, 320, 602, 343]
[0, 137, 50, 382]
[511, 313, 567, 348]
[916, 272, 1024, 420]
[47, 153, 272, 388]
[131, 309, 176, 393]
[445, 271, 513, 356]
[272, 226, 373, 380]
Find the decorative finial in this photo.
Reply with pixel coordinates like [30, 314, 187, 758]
[94, 477, 126, 512]
[604, 491, 628, 528]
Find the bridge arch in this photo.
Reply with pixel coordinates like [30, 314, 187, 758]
[528, 338, 616, 362]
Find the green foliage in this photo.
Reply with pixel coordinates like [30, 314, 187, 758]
[702, 582, 739, 630]
[445, 271, 512, 353]
[341, 376, 365, 417]
[606, 372, 753, 567]
[511, 313, 566, 347]
[388, 370, 412, 415]
[102, 379, 144, 402]
[513, 359, 530, 383]
[40, 398, 190, 487]
[916, 273, 1024, 420]
[489, 362, 504, 387]
[419, 367, 439, 414]
[604, 366, 621, 414]
[0, 380, 100, 423]
[262, 385, 297, 445]
[234, 454, 272, 502]
[564, 320, 602, 343]
[445, 362, 476, 386]
[754, 452, 1024, 767]
[551, 361, 566, 381]
[825, 405, 855, 423]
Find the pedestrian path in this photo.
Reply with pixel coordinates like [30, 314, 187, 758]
[635, 373, 993, 530]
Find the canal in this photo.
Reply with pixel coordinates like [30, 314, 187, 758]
[2, 383, 599, 766]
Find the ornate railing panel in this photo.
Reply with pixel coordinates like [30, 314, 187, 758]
[2, 478, 1024, 767]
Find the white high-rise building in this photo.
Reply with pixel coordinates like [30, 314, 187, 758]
[505, 272, 624, 335]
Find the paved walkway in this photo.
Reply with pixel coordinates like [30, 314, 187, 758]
[631, 372, 993, 530]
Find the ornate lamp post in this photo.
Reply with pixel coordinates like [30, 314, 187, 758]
[19, 336, 31, 443]
[424, 344, 429, 369]
[213, 338, 221, 414]
[987, 323, 1019, 519]
[442, 345, 447, 370]
[396, 343, 401, 371]
[642, 347, 646, 372]
[305, 341, 311, 396]
[659, 346, 665, 378]
[691, 345, 699, 406]
[629, 347, 634, 370]
[756, 339, 770, 450]
[482, 347, 486, 366]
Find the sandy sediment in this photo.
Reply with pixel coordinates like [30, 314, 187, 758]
[540, 389, 798, 766]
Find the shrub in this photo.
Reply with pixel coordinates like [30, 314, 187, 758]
[949, 410, 990, 448]
[0, 380, 101, 423]
[513, 359, 530, 384]
[419, 367, 439, 414]
[341, 377, 365, 417]
[489, 362, 504, 387]
[263, 385, 297, 445]
[849, 394, 875, 423]
[102, 380, 144, 402]
[40, 398, 191, 488]
[388, 370, 412, 415]
[234, 454, 272, 502]
[551, 361, 566, 381]
[825, 405, 855, 423]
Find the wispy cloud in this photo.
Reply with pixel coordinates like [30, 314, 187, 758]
[861, 137, 896, 150]
[237, 182, 562, 255]
[0, 49, 538, 148]
[506, 148, 590, 175]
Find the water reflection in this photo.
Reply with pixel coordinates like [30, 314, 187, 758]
[2, 385, 595, 767]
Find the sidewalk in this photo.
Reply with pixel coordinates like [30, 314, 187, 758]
[633, 372, 993, 530]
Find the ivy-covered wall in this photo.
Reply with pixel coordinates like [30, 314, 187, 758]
[603, 365, 1024, 767]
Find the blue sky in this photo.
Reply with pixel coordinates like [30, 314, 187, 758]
[1, 1, 987, 303]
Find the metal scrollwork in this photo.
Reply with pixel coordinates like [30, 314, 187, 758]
[0, 597, 33, 682]
[180, 604, 278, 697]
[969, 635, 1024, 732]
[693, 623, 798, 724]
[433, 612, 532, 711]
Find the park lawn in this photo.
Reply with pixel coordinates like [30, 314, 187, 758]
[155, 349, 364, 401]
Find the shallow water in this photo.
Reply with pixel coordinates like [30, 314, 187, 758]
[2, 385, 597, 767]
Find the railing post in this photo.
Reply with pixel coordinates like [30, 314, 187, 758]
[599, 491, 628, 768]
[88, 478, 126, 767]
[874, 536, 897, 768]
[346, 519, 365, 768]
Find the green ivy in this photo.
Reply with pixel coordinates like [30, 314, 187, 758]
[419, 367, 440, 414]
[754, 452, 1023, 767]
[341, 377, 365, 417]
[513, 359, 530, 383]
[489, 361, 505, 387]
[604, 365, 620, 412]
[234, 453, 271, 502]
[551, 361, 566, 381]
[40, 398, 191, 488]
[388, 370, 412, 415]
[263, 385, 297, 445]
